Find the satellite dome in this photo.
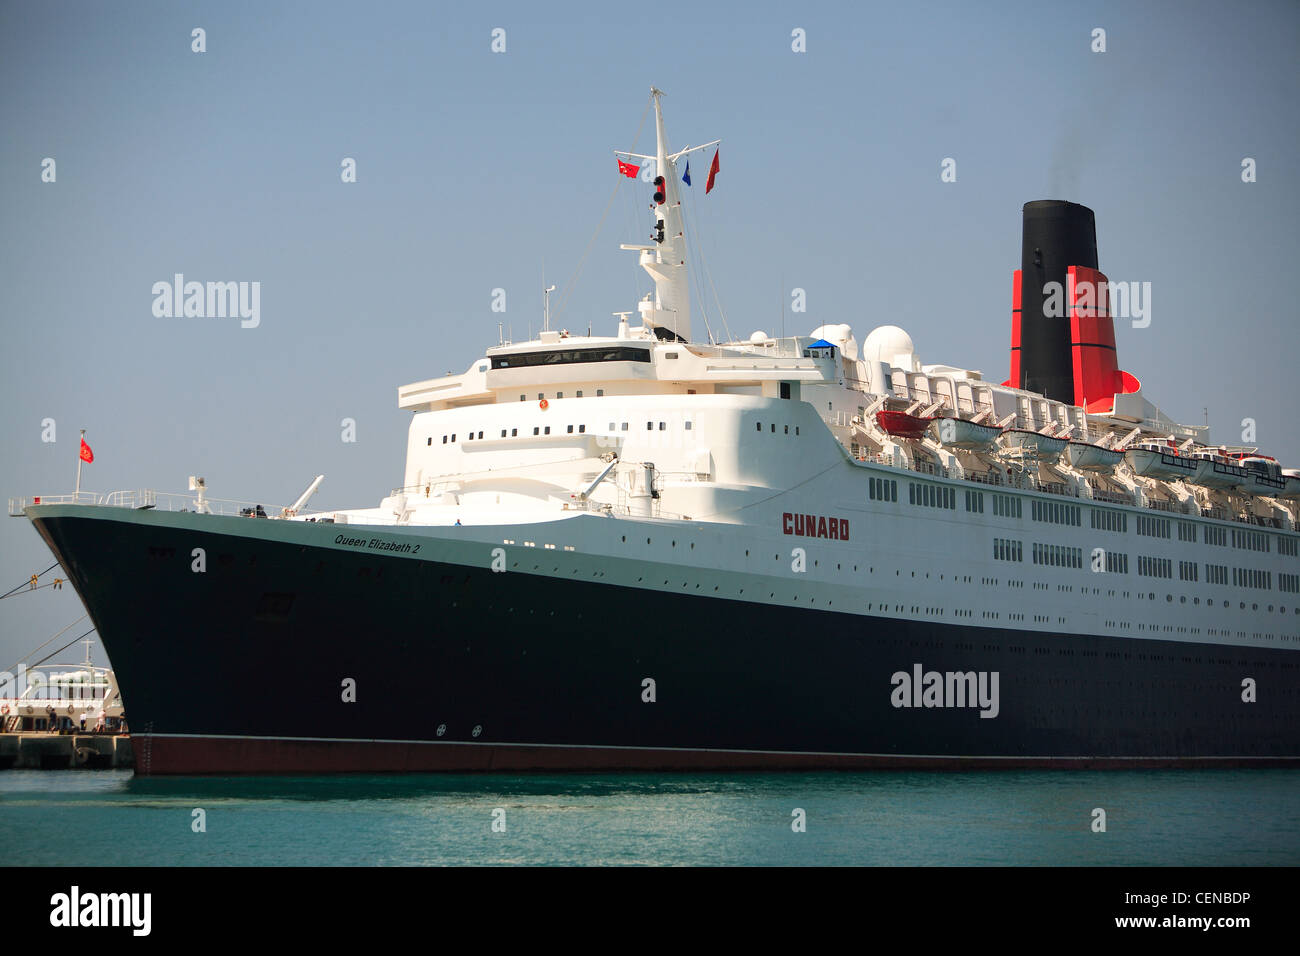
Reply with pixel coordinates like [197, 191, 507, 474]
[749, 330, 770, 345]
[862, 325, 916, 368]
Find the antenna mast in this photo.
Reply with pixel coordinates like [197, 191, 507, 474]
[615, 88, 720, 344]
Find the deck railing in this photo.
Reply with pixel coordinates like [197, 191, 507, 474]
[10, 490, 300, 519]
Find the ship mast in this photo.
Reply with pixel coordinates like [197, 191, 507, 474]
[617, 88, 719, 344]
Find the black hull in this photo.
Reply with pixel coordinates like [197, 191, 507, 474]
[31, 511, 1300, 774]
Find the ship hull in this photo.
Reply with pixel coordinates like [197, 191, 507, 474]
[30, 506, 1300, 775]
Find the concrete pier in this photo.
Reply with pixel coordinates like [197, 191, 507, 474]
[0, 733, 133, 769]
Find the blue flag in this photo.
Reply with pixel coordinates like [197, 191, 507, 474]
[682, 161, 691, 186]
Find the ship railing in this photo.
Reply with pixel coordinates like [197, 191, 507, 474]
[1033, 480, 1079, 499]
[9, 491, 100, 515]
[1089, 487, 1134, 506]
[1245, 514, 1283, 529]
[962, 470, 1004, 487]
[1144, 498, 1179, 514]
[10, 489, 302, 519]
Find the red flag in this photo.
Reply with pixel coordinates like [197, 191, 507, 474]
[617, 159, 640, 179]
[79, 439, 94, 463]
[705, 148, 720, 194]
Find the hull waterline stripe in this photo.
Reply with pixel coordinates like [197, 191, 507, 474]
[139, 733, 1295, 762]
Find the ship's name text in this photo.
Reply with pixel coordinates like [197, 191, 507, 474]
[891, 663, 1000, 719]
[334, 534, 420, 554]
[782, 512, 849, 540]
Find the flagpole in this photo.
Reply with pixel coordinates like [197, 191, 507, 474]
[76, 428, 84, 495]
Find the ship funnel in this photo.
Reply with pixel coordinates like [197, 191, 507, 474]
[1007, 200, 1140, 411]
[1012, 201, 1097, 402]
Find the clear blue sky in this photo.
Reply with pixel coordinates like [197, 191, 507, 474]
[2, 0, 1297, 668]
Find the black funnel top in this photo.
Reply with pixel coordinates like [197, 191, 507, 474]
[1019, 200, 1098, 402]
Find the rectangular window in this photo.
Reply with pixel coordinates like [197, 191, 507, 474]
[491, 347, 652, 369]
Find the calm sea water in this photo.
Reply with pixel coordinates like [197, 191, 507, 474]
[1, 769, 1297, 866]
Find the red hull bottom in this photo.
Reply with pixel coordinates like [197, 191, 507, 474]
[133, 735, 1300, 775]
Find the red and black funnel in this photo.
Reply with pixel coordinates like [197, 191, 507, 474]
[1007, 200, 1138, 412]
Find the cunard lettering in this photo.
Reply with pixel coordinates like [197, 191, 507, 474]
[781, 512, 849, 541]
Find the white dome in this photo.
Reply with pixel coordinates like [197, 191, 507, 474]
[808, 323, 859, 360]
[862, 325, 916, 367]
[749, 330, 769, 345]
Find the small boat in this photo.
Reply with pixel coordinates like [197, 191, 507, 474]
[934, 416, 1003, 448]
[875, 409, 933, 439]
[1125, 441, 1197, 480]
[1065, 441, 1124, 472]
[1230, 454, 1287, 495]
[999, 428, 1067, 461]
[1281, 468, 1300, 500]
[1188, 452, 1248, 490]
[0, 645, 126, 735]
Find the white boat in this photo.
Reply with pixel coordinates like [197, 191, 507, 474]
[935, 416, 1002, 448]
[999, 428, 1067, 461]
[1064, 441, 1124, 472]
[1233, 455, 1288, 496]
[11, 91, 1300, 775]
[1189, 452, 1249, 490]
[1281, 469, 1300, 500]
[1125, 442, 1197, 480]
[0, 640, 126, 734]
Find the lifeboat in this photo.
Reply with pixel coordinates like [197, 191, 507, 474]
[1281, 468, 1300, 500]
[934, 416, 1003, 448]
[1227, 454, 1287, 495]
[999, 428, 1067, 462]
[1064, 441, 1124, 472]
[1188, 451, 1248, 490]
[1125, 441, 1197, 480]
[875, 410, 933, 439]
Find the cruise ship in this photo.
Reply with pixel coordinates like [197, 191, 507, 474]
[12, 90, 1299, 773]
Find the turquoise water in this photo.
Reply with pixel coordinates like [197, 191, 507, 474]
[1, 770, 1297, 865]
